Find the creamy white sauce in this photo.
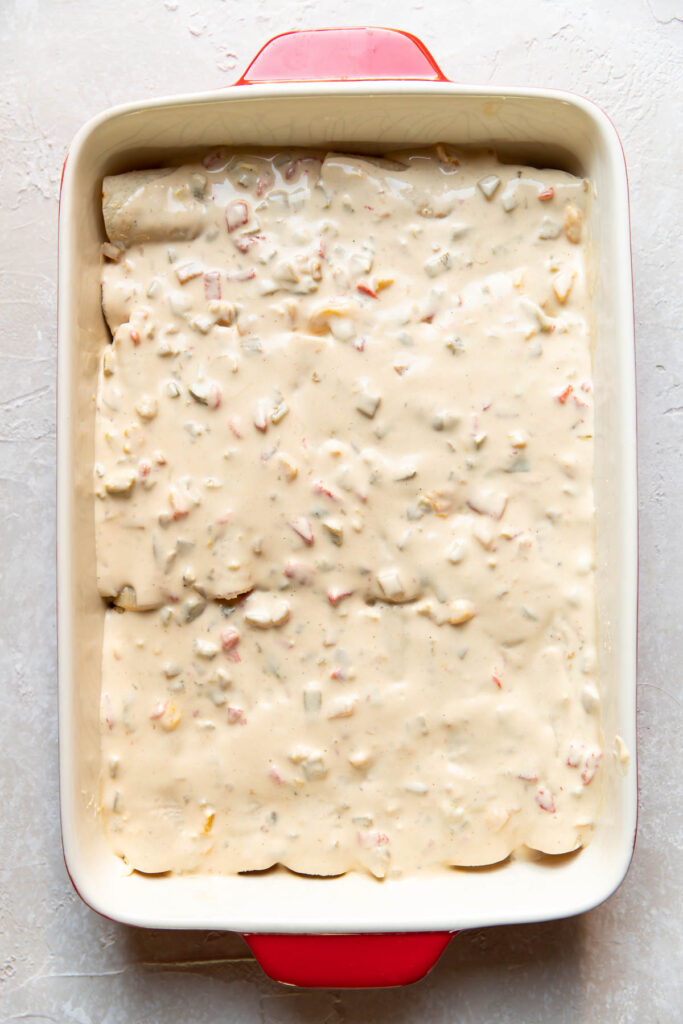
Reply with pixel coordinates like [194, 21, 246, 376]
[96, 147, 601, 878]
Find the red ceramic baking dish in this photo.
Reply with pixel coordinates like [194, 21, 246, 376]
[57, 27, 637, 987]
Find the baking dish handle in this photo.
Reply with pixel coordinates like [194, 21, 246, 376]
[243, 931, 454, 988]
[235, 27, 448, 84]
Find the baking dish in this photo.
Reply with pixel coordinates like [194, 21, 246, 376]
[57, 27, 637, 988]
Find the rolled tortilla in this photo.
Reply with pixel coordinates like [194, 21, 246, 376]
[101, 278, 144, 335]
[102, 167, 207, 248]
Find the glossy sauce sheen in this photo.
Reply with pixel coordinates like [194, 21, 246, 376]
[96, 147, 602, 878]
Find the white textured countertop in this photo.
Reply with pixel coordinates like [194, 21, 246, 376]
[1, 1, 681, 1020]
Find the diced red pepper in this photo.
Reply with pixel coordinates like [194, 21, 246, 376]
[313, 480, 340, 502]
[289, 517, 315, 546]
[228, 417, 243, 439]
[204, 270, 221, 301]
[220, 627, 240, 651]
[284, 156, 322, 180]
[234, 234, 263, 254]
[283, 560, 315, 585]
[202, 151, 225, 170]
[149, 701, 167, 720]
[535, 788, 556, 813]
[226, 200, 249, 233]
[256, 174, 274, 196]
[230, 268, 256, 282]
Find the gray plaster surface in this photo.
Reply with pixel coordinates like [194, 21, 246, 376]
[0, 0, 681, 1020]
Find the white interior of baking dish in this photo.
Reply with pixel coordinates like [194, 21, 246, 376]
[58, 83, 637, 933]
